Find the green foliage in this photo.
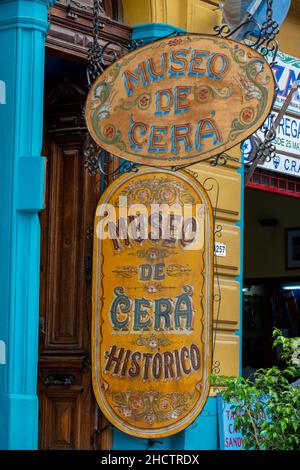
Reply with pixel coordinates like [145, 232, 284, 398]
[210, 330, 300, 450]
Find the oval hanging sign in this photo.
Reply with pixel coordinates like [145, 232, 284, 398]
[85, 35, 275, 167]
[92, 167, 213, 438]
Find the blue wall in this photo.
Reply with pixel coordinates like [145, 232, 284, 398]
[0, 0, 54, 450]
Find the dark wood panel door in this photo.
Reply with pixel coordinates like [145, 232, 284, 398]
[38, 79, 111, 450]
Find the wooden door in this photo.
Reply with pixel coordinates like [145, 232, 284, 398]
[38, 77, 111, 450]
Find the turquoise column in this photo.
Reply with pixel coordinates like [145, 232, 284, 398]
[0, 0, 55, 450]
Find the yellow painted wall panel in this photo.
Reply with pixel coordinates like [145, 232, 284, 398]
[214, 277, 240, 330]
[213, 332, 240, 376]
[215, 223, 240, 276]
[122, 0, 222, 32]
[209, 332, 239, 395]
[277, 4, 300, 57]
[186, 0, 222, 34]
[122, 0, 151, 25]
[165, 0, 188, 30]
[192, 163, 241, 223]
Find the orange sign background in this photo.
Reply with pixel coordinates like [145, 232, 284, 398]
[85, 35, 275, 167]
[92, 168, 213, 438]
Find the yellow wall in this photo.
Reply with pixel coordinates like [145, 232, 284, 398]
[278, 1, 300, 57]
[190, 158, 241, 382]
[122, 0, 221, 34]
[122, 0, 300, 57]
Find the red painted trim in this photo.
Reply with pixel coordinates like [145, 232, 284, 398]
[248, 169, 300, 198]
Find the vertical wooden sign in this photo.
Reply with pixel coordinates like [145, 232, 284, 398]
[92, 167, 213, 438]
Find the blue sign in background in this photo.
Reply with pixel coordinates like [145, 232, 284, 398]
[217, 395, 244, 450]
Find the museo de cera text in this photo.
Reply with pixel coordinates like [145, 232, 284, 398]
[122, 48, 227, 155]
[86, 34, 275, 168]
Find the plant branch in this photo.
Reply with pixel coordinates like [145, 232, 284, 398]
[246, 408, 262, 450]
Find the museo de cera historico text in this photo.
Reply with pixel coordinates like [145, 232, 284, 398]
[92, 168, 214, 438]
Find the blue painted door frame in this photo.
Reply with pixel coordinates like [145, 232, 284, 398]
[0, 0, 55, 450]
